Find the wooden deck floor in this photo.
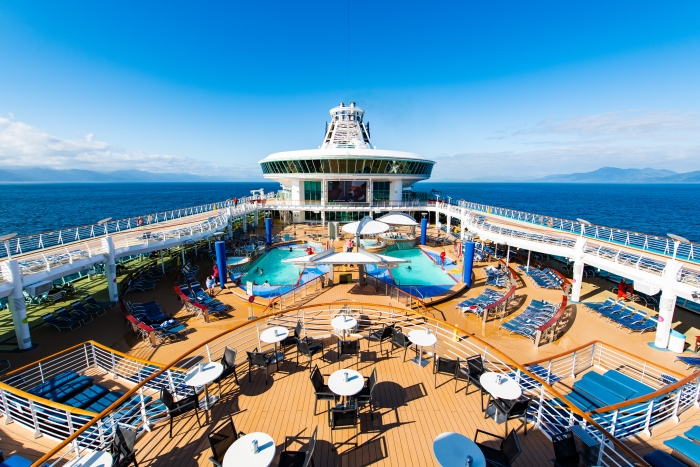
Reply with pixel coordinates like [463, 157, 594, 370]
[135, 337, 554, 467]
[5, 229, 700, 465]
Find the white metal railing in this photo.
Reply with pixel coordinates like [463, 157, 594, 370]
[0, 341, 186, 462]
[524, 341, 700, 440]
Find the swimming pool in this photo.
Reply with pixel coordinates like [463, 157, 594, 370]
[235, 245, 328, 298]
[366, 248, 459, 298]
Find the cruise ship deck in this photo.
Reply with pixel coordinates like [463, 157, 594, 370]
[1, 104, 700, 467]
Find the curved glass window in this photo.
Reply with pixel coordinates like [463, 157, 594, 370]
[260, 159, 433, 176]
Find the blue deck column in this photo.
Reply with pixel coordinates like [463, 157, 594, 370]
[6, 259, 32, 349]
[420, 217, 428, 245]
[462, 241, 475, 287]
[265, 217, 273, 245]
[102, 236, 119, 302]
[215, 240, 227, 288]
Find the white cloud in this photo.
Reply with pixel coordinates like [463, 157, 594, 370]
[0, 117, 258, 177]
[511, 110, 700, 139]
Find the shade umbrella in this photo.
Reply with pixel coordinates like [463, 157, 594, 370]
[341, 217, 390, 235]
[376, 212, 418, 226]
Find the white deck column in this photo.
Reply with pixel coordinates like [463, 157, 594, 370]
[242, 202, 247, 233]
[460, 207, 466, 240]
[102, 236, 119, 302]
[570, 237, 586, 302]
[254, 200, 259, 228]
[446, 215, 452, 236]
[321, 210, 325, 227]
[390, 180, 403, 202]
[654, 259, 683, 348]
[4, 259, 32, 349]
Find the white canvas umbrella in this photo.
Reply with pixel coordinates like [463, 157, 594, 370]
[376, 212, 418, 226]
[341, 216, 390, 235]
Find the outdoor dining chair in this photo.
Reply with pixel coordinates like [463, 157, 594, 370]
[279, 426, 318, 467]
[159, 387, 201, 438]
[207, 415, 245, 467]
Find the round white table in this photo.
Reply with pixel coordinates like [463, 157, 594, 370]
[433, 432, 486, 467]
[63, 451, 113, 467]
[184, 362, 224, 421]
[408, 329, 437, 367]
[479, 372, 522, 423]
[260, 326, 289, 371]
[222, 432, 275, 467]
[328, 368, 364, 407]
[331, 315, 357, 339]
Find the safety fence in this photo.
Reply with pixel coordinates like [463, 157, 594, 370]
[0, 341, 188, 464]
[264, 273, 329, 313]
[524, 341, 700, 440]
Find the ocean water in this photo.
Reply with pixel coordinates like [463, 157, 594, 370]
[0, 182, 698, 242]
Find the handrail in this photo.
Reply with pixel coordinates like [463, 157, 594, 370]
[364, 272, 432, 315]
[591, 369, 700, 414]
[35, 300, 649, 467]
[262, 272, 329, 315]
[536, 297, 568, 333]
[523, 339, 687, 379]
[483, 284, 516, 312]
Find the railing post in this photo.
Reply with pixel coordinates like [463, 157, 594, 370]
[571, 351, 577, 379]
[138, 387, 151, 432]
[28, 399, 41, 438]
[205, 344, 212, 362]
[694, 378, 700, 407]
[38, 362, 45, 383]
[643, 400, 654, 437]
[609, 409, 618, 436]
[0, 389, 11, 424]
[672, 388, 683, 422]
[641, 362, 647, 384]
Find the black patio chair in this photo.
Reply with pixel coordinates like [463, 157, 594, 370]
[279, 426, 318, 467]
[309, 365, 338, 417]
[296, 337, 324, 370]
[551, 431, 579, 467]
[337, 339, 360, 368]
[281, 321, 303, 350]
[215, 347, 239, 395]
[330, 406, 360, 447]
[247, 349, 275, 385]
[474, 429, 522, 466]
[207, 415, 245, 467]
[433, 356, 460, 392]
[111, 425, 138, 467]
[390, 327, 412, 362]
[464, 354, 487, 411]
[159, 387, 201, 438]
[366, 323, 394, 356]
[485, 395, 531, 436]
[355, 367, 377, 419]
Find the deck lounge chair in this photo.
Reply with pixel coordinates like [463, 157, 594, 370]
[42, 313, 80, 331]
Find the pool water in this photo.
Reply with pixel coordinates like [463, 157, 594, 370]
[241, 248, 310, 285]
[385, 249, 457, 286]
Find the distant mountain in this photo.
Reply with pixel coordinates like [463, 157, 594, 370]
[0, 167, 261, 183]
[530, 167, 688, 183]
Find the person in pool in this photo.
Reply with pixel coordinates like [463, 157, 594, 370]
[289, 247, 293, 252]
[263, 280, 269, 286]
[406, 265, 412, 271]
[254, 267, 259, 274]
[259, 268, 264, 276]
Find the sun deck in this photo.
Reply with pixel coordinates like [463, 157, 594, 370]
[3, 223, 700, 466]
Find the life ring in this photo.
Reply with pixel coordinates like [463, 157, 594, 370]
[137, 217, 144, 226]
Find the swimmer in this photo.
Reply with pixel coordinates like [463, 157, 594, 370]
[259, 268, 264, 276]
[254, 267, 259, 273]
[406, 265, 412, 271]
[289, 247, 293, 252]
[263, 280, 269, 286]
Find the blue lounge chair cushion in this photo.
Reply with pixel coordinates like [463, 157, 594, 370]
[685, 425, 700, 442]
[42, 376, 94, 403]
[677, 356, 700, 367]
[63, 384, 110, 409]
[644, 450, 688, 467]
[603, 370, 655, 397]
[0, 455, 33, 467]
[582, 372, 637, 400]
[573, 378, 626, 406]
[664, 436, 700, 463]
[85, 391, 125, 413]
[562, 392, 601, 412]
[28, 370, 80, 397]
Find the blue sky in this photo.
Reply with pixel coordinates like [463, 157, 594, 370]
[1, 1, 699, 180]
